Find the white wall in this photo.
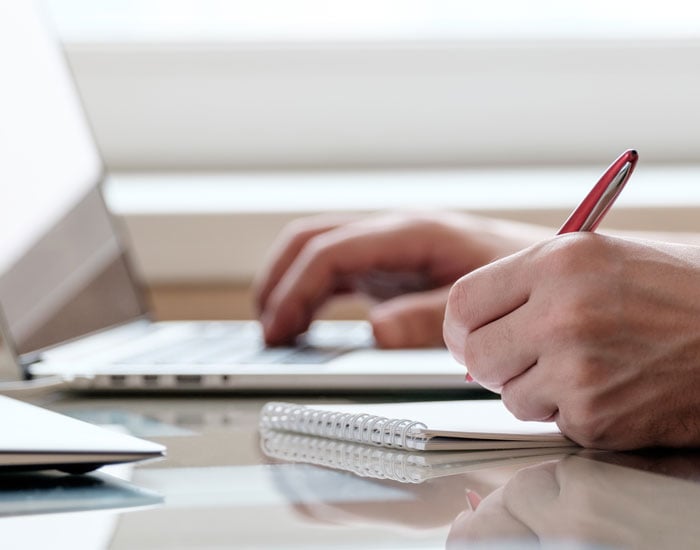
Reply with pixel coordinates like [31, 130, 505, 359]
[65, 39, 700, 171]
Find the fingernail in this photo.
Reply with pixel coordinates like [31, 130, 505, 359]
[465, 489, 481, 511]
[465, 373, 474, 383]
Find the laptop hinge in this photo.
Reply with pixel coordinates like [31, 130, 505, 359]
[0, 312, 30, 381]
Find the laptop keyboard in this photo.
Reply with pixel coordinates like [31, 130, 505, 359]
[114, 321, 374, 366]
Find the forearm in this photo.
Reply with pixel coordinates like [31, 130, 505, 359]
[478, 216, 700, 248]
[610, 229, 700, 246]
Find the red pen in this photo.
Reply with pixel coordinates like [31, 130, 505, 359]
[557, 149, 638, 234]
[465, 149, 638, 384]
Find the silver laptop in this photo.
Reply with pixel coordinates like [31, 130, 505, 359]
[0, 395, 164, 473]
[0, 1, 468, 393]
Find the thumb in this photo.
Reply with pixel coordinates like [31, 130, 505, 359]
[369, 286, 450, 349]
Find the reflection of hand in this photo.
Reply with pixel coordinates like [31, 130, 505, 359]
[256, 212, 544, 347]
[268, 460, 517, 532]
[446, 487, 537, 547]
[444, 234, 700, 449]
[447, 455, 700, 548]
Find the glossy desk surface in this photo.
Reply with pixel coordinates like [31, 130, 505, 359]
[4, 394, 700, 549]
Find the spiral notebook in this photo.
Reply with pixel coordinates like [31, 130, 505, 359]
[259, 400, 576, 451]
[261, 430, 572, 484]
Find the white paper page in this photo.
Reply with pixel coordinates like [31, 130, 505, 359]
[310, 400, 565, 440]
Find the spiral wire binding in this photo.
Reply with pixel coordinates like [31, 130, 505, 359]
[260, 402, 428, 449]
[260, 430, 426, 483]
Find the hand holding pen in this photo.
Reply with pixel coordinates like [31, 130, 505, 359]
[445, 150, 700, 450]
[455, 149, 639, 382]
[444, 150, 700, 450]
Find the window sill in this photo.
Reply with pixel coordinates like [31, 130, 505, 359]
[106, 166, 700, 284]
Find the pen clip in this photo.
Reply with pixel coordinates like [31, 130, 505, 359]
[577, 161, 632, 232]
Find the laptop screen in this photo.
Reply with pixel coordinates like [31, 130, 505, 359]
[0, 1, 146, 357]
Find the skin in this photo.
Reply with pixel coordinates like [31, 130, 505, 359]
[257, 211, 700, 449]
[255, 211, 547, 347]
[446, 454, 700, 548]
[444, 233, 700, 449]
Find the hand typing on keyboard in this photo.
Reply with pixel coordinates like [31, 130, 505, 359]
[255, 212, 544, 348]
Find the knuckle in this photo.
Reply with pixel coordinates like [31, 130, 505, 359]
[275, 224, 323, 261]
[298, 233, 336, 268]
[395, 210, 440, 226]
[568, 354, 606, 390]
[533, 233, 605, 279]
[395, 215, 448, 244]
[555, 310, 604, 347]
[557, 397, 611, 448]
[283, 217, 318, 242]
[543, 295, 612, 349]
[412, 216, 445, 234]
[500, 383, 531, 420]
[534, 237, 581, 277]
[285, 216, 311, 233]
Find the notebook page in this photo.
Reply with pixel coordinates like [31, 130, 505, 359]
[310, 400, 565, 441]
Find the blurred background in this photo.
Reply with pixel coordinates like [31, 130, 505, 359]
[42, 0, 700, 319]
[48, 0, 700, 169]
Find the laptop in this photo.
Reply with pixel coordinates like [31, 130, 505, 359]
[0, 1, 469, 393]
[0, 395, 164, 473]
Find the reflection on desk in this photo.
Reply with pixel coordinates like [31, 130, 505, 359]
[265, 446, 700, 549]
[260, 429, 572, 484]
[27, 396, 700, 549]
[446, 452, 700, 548]
[0, 469, 163, 550]
[0, 470, 162, 518]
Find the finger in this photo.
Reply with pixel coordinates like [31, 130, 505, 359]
[459, 301, 541, 390]
[501, 461, 562, 534]
[253, 214, 359, 314]
[461, 251, 535, 329]
[356, 269, 433, 300]
[444, 248, 535, 361]
[369, 286, 450, 348]
[500, 361, 559, 422]
[446, 487, 537, 548]
[262, 221, 443, 345]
